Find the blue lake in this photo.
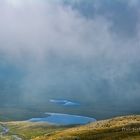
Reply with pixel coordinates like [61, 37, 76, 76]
[49, 99, 80, 106]
[29, 113, 96, 125]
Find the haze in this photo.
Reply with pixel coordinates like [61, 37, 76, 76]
[0, 0, 140, 120]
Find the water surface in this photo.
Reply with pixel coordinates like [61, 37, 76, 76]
[49, 99, 80, 106]
[29, 113, 96, 125]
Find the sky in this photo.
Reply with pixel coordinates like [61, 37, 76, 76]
[0, 0, 140, 119]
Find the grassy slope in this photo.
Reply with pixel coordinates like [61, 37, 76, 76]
[0, 115, 140, 140]
[33, 115, 140, 140]
[2, 121, 69, 140]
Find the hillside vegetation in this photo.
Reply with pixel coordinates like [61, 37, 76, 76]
[33, 115, 140, 140]
[0, 115, 140, 140]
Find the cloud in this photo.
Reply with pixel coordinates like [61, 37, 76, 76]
[0, 0, 140, 117]
[127, 0, 140, 7]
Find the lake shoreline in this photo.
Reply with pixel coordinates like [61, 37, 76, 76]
[29, 112, 96, 125]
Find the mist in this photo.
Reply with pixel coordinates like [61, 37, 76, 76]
[0, 0, 140, 120]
